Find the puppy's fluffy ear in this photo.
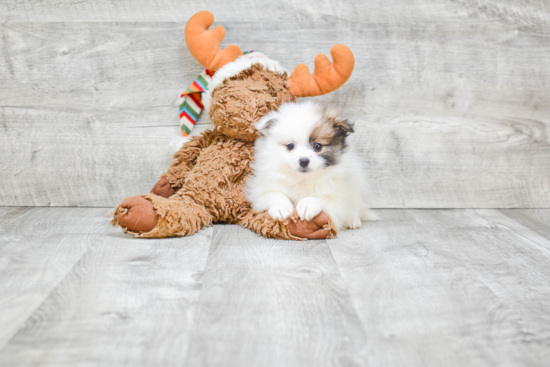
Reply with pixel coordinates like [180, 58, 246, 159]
[255, 110, 279, 135]
[323, 107, 354, 135]
[335, 118, 354, 134]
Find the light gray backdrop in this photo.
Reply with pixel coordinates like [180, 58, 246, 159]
[1, 0, 549, 208]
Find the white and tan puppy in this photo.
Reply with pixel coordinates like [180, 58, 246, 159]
[246, 102, 377, 231]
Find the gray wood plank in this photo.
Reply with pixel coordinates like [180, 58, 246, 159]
[1, 19, 550, 207]
[0, 22, 201, 110]
[1, 208, 550, 365]
[2, 0, 548, 24]
[499, 209, 550, 240]
[183, 225, 370, 367]
[0, 224, 213, 367]
[329, 209, 550, 367]
[0, 106, 180, 206]
[0, 207, 107, 349]
[3, 21, 550, 111]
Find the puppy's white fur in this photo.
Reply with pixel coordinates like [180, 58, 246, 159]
[246, 102, 378, 231]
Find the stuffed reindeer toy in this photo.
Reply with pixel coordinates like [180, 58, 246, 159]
[111, 10, 355, 240]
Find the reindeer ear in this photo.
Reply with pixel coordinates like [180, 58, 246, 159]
[255, 110, 279, 135]
[287, 45, 355, 97]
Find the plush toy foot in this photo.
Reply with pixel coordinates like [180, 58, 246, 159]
[239, 209, 337, 240]
[289, 213, 337, 240]
[151, 177, 178, 198]
[112, 194, 212, 238]
[114, 196, 159, 233]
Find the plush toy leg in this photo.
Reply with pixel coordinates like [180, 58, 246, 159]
[238, 209, 337, 240]
[163, 131, 220, 186]
[112, 194, 212, 238]
[149, 131, 221, 199]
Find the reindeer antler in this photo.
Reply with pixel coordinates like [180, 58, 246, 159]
[185, 11, 243, 71]
[287, 45, 355, 97]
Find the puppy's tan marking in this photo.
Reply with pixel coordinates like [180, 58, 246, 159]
[309, 107, 354, 166]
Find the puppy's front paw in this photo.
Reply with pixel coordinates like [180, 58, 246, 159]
[296, 197, 323, 221]
[267, 199, 294, 220]
[346, 217, 362, 229]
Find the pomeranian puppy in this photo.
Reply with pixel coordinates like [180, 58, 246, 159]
[246, 102, 377, 231]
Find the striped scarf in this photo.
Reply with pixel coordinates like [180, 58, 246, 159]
[178, 69, 214, 137]
[178, 50, 257, 137]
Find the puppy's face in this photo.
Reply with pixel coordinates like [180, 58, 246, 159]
[255, 102, 354, 173]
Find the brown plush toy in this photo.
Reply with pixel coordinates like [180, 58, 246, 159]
[111, 10, 355, 240]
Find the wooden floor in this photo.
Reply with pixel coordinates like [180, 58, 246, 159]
[0, 208, 549, 366]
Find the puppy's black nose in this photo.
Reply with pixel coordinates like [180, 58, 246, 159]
[299, 158, 309, 168]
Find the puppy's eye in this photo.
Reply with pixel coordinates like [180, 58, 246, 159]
[286, 143, 295, 151]
[313, 143, 323, 152]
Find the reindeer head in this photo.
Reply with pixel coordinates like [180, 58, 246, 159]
[185, 11, 355, 141]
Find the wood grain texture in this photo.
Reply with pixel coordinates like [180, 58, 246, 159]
[183, 224, 370, 367]
[1, 107, 179, 206]
[329, 209, 550, 366]
[1, 1, 550, 207]
[0, 207, 107, 349]
[499, 209, 550, 240]
[0, 224, 213, 367]
[1, 0, 549, 24]
[1, 208, 550, 365]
